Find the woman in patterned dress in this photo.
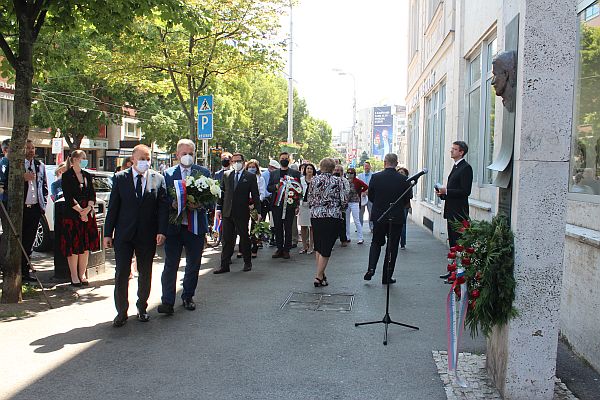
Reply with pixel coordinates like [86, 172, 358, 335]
[60, 150, 100, 286]
[307, 158, 349, 287]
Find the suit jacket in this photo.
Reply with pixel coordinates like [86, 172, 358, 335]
[218, 169, 261, 219]
[104, 168, 169, 243]
[61, 168, 96, 219]
[267, 168, 302, 207]
[164, 164, 211, 235]
[368, 168, 412, 225]
[441, 159, 473, 220]
[0, 158, 48, 211]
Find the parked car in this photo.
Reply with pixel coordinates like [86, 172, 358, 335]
[33, 167, 112, 252]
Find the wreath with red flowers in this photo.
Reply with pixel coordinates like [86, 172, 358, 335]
[450, 216, 518, 337]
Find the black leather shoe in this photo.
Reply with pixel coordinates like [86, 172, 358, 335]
[182, 298, 196, 311]
[382, 278, 397, 285]
[213, 267, 230, 274]
[243, 263, 252, 272]
[137, 309, 150, 322]
[282, 251, 291, 259]
[439, 272, 451, 279]
[113, 315, 128, 327]
[272, 250, 283, 258]
[157, 303, 174, 315]
[363, 269, 375, 281]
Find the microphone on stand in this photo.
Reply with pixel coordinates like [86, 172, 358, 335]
[406, 168, 428, 184]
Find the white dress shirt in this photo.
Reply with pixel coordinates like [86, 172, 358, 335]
[25, 159, 38, 205]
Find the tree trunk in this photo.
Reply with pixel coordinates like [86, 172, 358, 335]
[2, 26, 35, 303]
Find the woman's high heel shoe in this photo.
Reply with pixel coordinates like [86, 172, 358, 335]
[314, 276, 329, 287]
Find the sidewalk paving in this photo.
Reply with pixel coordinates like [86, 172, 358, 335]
[0, 222, 598, 400]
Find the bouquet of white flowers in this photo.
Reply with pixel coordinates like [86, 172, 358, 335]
[170, 172, 221, 225]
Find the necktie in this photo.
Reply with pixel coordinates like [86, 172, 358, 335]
[182, 169, 189, 179]
[136, 174, 143, 200]
[234, 172, 240, 188]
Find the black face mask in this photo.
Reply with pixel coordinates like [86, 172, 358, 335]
[333, 172, 341, 177]
[280, 159, 290, 168]
[222, 159, 230, 167]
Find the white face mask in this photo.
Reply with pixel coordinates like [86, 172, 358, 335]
[232, 161, 244, 172]
[136, 160, 150, 173]
[180, 154, 194, 167]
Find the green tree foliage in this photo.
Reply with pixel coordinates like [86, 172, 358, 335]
[0, 0, 181, 303]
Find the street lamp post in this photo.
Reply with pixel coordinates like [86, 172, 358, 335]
[287, 1, 294, 144]
[334, 69, 357, 165]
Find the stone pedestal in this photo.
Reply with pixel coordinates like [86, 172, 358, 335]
[487, 1, 577, 399]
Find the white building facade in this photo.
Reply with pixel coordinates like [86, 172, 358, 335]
[407, 0, 600, 381]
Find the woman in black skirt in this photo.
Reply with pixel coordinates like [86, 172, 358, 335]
[307, 158, 349, 287]
[61, 150, 100, 286]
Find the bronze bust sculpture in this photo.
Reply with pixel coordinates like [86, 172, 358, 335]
[491, 50, 517, 112]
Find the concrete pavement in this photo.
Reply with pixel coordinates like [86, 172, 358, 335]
[0, 222, 596, 399]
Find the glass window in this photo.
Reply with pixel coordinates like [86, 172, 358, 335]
[570, 3, 600, 196]
[469, 56, 482, 86]
[466, 87, 481, 182]
[424, 83, 447, 205]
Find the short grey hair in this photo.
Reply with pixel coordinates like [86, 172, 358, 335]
[177, 138, 196, 153]
[384, 153, 398, 167]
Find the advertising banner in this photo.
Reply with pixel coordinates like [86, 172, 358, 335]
[372, 106, 393, 160]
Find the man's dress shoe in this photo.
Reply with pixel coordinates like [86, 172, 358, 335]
[113, 315, 128, 327]
[243, 263, 252, 272]
[382, 278, 397, 285]
[213, 267, 230, 274]
[137, 309, 150, 322]
[157, 303, 174, 315]
[182, 299, 196, 311]
[364, 269, 375, 281]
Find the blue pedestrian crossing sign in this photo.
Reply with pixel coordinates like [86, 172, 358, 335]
[198, 95, 213, 139]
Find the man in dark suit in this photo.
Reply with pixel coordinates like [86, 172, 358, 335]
[0, 140, 48, 282]
[267, 152, 301, 259]
[214, 152, 261, 274]
[104, 144, 169, 327]
[158, 139, 211, 314]
[436, 141, 473, 247]
[436, 141, 473, 280]
[363, 153, 412, 284]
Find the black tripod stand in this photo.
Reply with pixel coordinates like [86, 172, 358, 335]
[355, 178, 420, 345]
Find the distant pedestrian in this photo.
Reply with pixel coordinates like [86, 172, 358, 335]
[345, 167, 368, 245]
[397, 167, 411, 249]
[307, 158, 349, 287]
[50, 162, 67, 202]
[298, 163, 316, 254]
[60, 151, 100, 286]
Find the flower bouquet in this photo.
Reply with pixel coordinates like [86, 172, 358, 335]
[274, 175, 303, 218]
[249, 208, 272, 243]
[169, 172, 221, 226]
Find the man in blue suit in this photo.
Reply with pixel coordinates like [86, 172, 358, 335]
[158, 139, 212, 314]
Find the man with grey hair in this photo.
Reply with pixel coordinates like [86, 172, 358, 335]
[363, 153, 412, 284]
[158, 138, 212, 315]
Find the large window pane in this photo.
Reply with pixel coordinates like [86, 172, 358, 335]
[571, 3, 600, 196]
[484, 80, 496, 184]
[467, 87, 481, 183]
[469, 56, 481, 86]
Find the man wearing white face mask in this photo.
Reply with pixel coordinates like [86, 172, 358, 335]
[104, 144, 169, 327]
[157, 139, 212, 315]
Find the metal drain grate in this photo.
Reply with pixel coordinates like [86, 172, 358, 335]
[280, 292, 354, 312]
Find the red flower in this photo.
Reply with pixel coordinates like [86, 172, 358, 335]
[471, 289, 480, 299]
[469, 300, 476, 310]
[466, 247, 475, 254]
[462, 220, 470, 228]
[461, 258, 471, 265]
[447, 252, 457, 259]
[456, 245, 465, 252]
[449, 272, 457, 281]
[450, 246, 458, 252]
[447, 263, 457, 272]
[475, 271, 482, 281]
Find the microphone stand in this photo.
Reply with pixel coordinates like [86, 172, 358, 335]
[355, 176, 421, 345]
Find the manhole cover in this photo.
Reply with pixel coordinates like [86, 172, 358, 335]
[281, 292, 354, 312]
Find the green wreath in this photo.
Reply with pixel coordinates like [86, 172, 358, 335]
[454, 215, 518, 337]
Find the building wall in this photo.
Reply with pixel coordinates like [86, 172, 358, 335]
[407, 0, 600, 372]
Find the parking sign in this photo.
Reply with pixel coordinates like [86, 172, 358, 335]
[198, 95, 213, 139]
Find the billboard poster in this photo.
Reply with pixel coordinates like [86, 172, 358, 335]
[372, 106, 393, 160]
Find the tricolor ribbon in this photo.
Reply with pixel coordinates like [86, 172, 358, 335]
[274, 176, 296, 219]
[446, 268, 469, 388]
[174, 179, 201, 236]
